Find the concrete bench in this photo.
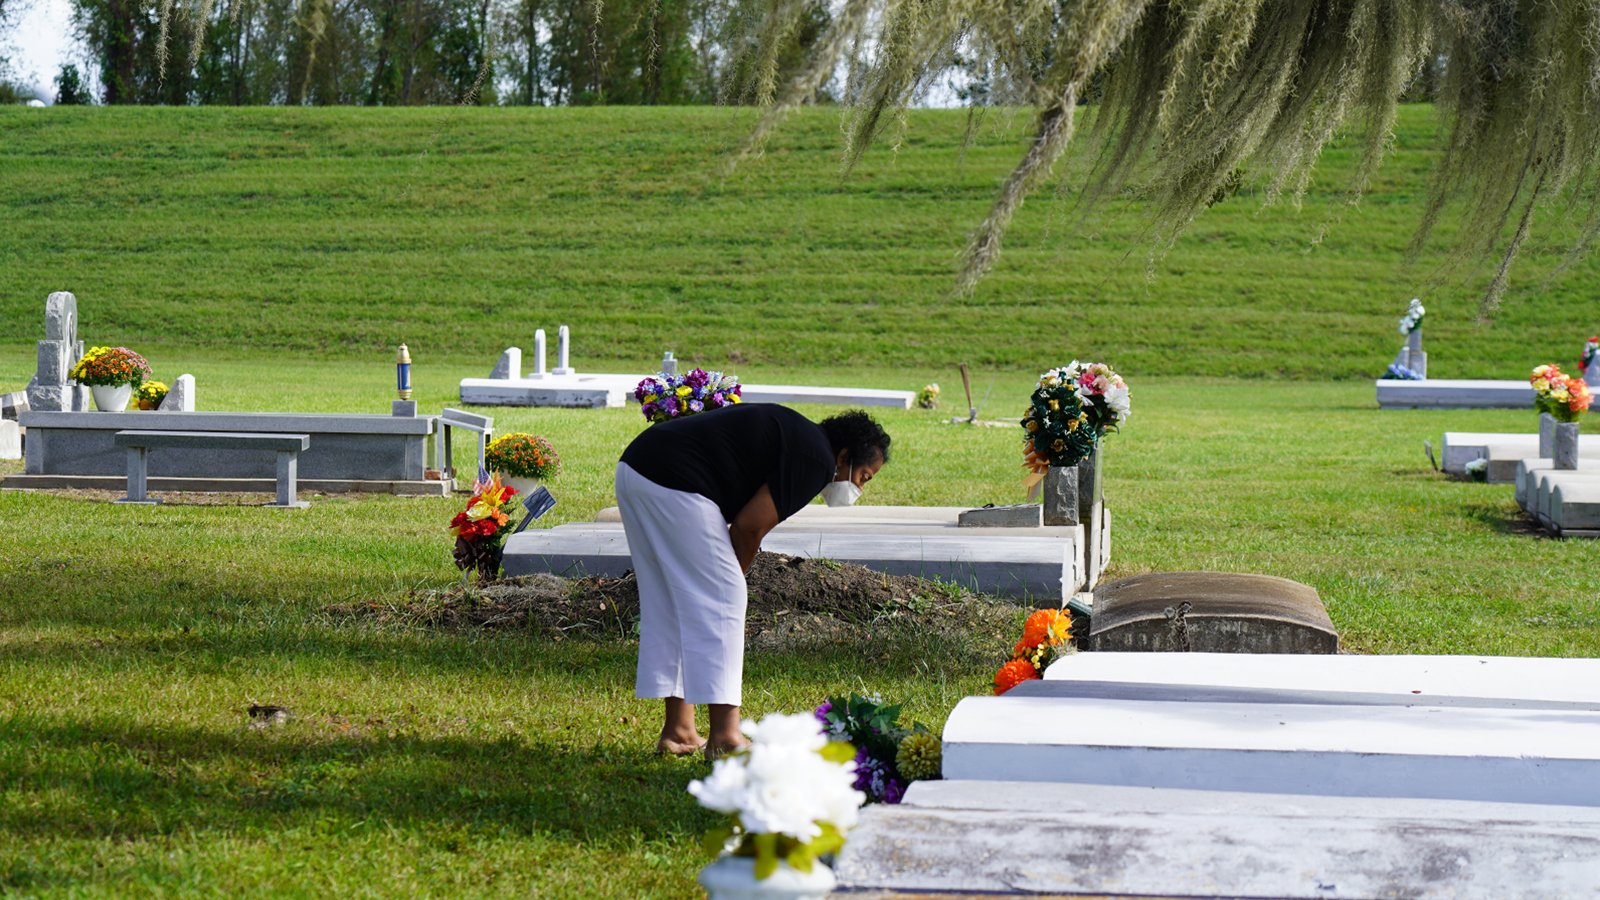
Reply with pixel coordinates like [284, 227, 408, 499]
[113, 430, 311, 508]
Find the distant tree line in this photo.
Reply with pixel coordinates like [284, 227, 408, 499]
[48, 0, 830, 105]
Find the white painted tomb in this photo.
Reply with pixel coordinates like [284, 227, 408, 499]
[459, 325, 914, 408]
[1377, 378, 1534, 409]
[504, 504, 1108, 600]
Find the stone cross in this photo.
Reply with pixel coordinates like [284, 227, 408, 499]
[552, 325, 574, 375]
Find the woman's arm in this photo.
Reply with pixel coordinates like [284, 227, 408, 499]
[729, 484, 780, 574]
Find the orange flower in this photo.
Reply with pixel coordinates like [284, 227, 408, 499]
[1021, 608, 1071, 649]
[994, 658, 1039, 695]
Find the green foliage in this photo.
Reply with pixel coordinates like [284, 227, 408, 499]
[737, 1, 1600, 309]
[3, 105, 1597, 381]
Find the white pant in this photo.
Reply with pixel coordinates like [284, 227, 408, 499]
[615, 462, 748, 706]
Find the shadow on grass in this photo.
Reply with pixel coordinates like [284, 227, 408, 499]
[0, 713, 715, 849]
[1459, 502, 1551, 538]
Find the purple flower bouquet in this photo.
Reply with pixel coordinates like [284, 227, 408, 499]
[634, 367, 742, 424]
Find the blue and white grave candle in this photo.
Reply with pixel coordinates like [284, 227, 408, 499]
[396, 344, 412, 400]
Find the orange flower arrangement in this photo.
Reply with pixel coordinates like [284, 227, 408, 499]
[994, 658, 1040, 695]
[994, 607, 1073, 694]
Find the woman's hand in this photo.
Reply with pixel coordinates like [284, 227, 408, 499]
[729, 485, 780, 574]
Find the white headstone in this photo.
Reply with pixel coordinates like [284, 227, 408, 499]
[490, 347, 522, 380]
[552, 324, 574, 375]
[531, 329, 547, 379]
[161, 374, 196, 412]
[1585, 338, 1600, 388]
[28, 291, 87, 411]
[0, 419, 19, 460]
[661, 350, 678, 377]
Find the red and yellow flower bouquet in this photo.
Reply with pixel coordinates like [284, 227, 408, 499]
[450, 473, 519, 582]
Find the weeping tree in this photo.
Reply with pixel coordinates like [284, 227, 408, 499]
[724, 0, 1600, 314]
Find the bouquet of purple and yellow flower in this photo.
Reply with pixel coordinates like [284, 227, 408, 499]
[635, 367, 742, 424]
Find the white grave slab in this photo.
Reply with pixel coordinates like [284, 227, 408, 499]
[1377, 378, 1534, 409]
[502, 521, 1083, 600]
[459, 372, 914, 409]
[835, 779, 1600, 899]
[1551, 481, 1600, 534]
[941, 689, 1600, 805]
[1041, 651, 1600, 704]
[1441, 430, 1600, 475]
[1528, 469, 1600, 525]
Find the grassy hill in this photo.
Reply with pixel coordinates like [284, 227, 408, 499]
[2, 104, 1596, 384]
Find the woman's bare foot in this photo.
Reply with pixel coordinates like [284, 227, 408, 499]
[702, 738, 749, 762]
[656, 733, 706, 756]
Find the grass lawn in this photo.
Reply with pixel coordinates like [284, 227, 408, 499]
[2, 104, 1599, 895]
[3, 354, 1598, 895]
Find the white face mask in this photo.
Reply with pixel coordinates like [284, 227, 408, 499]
[821, 466, 861, 507]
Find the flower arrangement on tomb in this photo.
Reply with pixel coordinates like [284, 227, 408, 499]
[915, 383, 940, 409]
[814, 693, 941, 805]
[69, 346, 152, 388]
[1530, 364, 1593, 423]
[635, 367, 742, 424]
[484, 432, 561, 480]
[135, 380, 169, 410]
[994, 607, 1073, 695]
[689, 712, 865, 881]
[1398, 298, 1425, 335]
[1021, 362, 1130, 485]
[449, 473, 519, 583]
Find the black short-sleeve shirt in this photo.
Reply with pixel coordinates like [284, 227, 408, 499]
[619, 403, 835, 523]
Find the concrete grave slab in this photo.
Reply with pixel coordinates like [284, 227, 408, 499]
[1377, 378, 1534, 409]
[0, 391, 26, 420]
[1087, 571, 1336, 653]
[1509, 458, 1600, 509]
[502, 522, 1082, 600]
[1442, 430, 1600, 475]
[461, 372, 915, 409]
[940, 690, 1600, 805]
[1529, 469, 1600, 525]
[1041, 651, 1600, 704]
[835, 779, 1600, 899]
[1551, 481, 1600, 534]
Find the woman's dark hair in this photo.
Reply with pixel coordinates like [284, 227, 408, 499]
[820, 410, 891, 467]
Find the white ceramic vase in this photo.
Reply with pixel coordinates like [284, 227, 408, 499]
[698, 855, 836, 900]
[501, 475, 540, 499]
[90, 383, 133, 412]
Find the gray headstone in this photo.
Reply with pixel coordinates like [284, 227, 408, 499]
[25, 382, 72, 413]
[44, 291, 77, 342]
[490, 347, 522, 380]
[160, 374, 195, 412]
[1041, 465, 1079, 526]
[0, 419, 20, 460]
[35, 340, 71, 384]
[1088, 571, 1338, 654]
[1553, 421, 1582, 470]
[70, 384, 89, 412]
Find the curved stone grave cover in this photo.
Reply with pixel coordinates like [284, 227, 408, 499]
[1087, 571, 1336, 654]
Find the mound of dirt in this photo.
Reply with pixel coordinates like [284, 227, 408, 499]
[331, 552, 1015, 647]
